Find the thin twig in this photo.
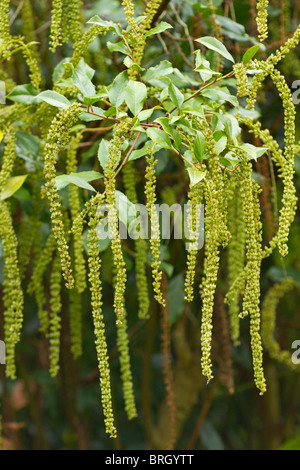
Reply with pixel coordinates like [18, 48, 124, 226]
[9, 0, 25, 26]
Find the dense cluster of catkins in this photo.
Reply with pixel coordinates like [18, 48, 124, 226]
[0, 0, 299, 442]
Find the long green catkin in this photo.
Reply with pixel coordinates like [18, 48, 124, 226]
[145, 150, 165, 307]
[87, 192, 117, 438]
[49, 255, 62, 378]
[238, 158, 266, 395]
[0, 201, 24, 380]
[226, 177, 246, 346]
[43, 104, 81, 289]
[256, 0, 269, 41]
[104, 130, 137, 420]
[66, 133, 87, 294]
[27, 234, 56, 334]
[0, 0, 12, 58]
[0, 126, 23, 379]
[184, 181, 203, 303]
[123, 162, 150, 319]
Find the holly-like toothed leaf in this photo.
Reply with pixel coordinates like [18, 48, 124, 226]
[83, 88, 108, 106]
[145, 21, 173, 37]
[194, 50, 222, 81]
[128, 141, 153, 162]
[138, 106, 162, 121]
[97, 139, 121, 171]
[115, 190, 137, 229]
[155, 117, 182, 150]
[134, 15, 147, 25]
[123, 56, 144, 72]
[124, 80, 147, 116]
[67, 61, 96, 98]
[70, 171, 103, 183]
[219, 113, 241, 144]
[109, 71, 129, 108]
[194, 64, 222, 82]
[107, 40, 130, 55]
[241, 143, 268, 161]
[97, 139, 110, 170]
[182, 100, 205, 119]
[213, 130, 227, 154]
[195, 36, 235, 63]
[194, 130, 206, 164]
[55, 171, 102, 191]
[142, 60, 173, 83]
[187, 167, 206, 186]
[242, 45, 261, 65]
[104, 106, 117, 118]
[0, 175, 28, 201]
[168, 81, 184, 109]
[7, 84, 41, 105]
[79, 106, 105, 122]
[201, 87, 239, 108]
[146, 127, 172, 150]
[37, 90, 71, 109]
[87, 15, 121, 35]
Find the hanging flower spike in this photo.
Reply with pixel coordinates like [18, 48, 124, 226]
[184, 181, 203, 303]
[256, 0, 269, 42]
[145, 149, 165, 307]
[87, 192, 117, 438]
[43, 103, 81, 289]
[49, 255, 62, 378]
[103, 122, 137, 420]
[123, 162, 150, 319]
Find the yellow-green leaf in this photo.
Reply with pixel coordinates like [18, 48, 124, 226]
[0, 175, 28, 201]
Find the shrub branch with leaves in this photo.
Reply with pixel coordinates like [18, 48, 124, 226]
[0, 0, 299, 448]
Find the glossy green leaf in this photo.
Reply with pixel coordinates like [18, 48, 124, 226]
[155, 117, 182, 150]
[146, 127, 172, 150]
[201, 87, 238, 108]
[145, 21, 173, 37]
[115, 190, 137, 228]
[138, 106, 162, 121]
[213, 130, 227, 154]
[142, 60, 173, 83]
[187, 167, 206, 186]
[55, 172, 102, 191]
[168, 81, 184, 109]
[107, 40, 130, 55]
[7, 84, 41, 105]
[97, 140, 121, 171]
[79, 106, 105, 121]
[0, 175, 28, 200]
[109, 71, 129, 107]
[124, 80, 147, 116]
[87, 15, 121, 34]
[241, 143, 268, 161]
[242, 45, 261, 65]
[63, 59, 96, 98]
[37, 90, 71, 109]
[194, 130, 206, 163]
[195, 36, 235, 63]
